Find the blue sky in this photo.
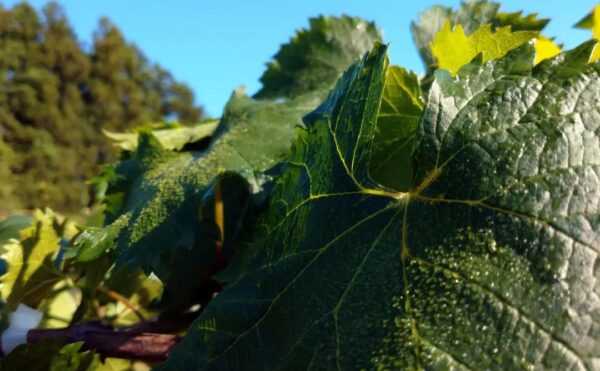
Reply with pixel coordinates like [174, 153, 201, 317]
[5, 0, 598, 117]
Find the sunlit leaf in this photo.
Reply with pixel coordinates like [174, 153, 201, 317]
[0, 210, 63, 310]
[534, 36, 562, 64]
[412, 1, 548, 73]
[430, 20, 536, 76]
[575, 5, 600, 62]
[103, 120, 219, 152]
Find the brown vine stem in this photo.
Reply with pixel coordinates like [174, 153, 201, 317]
[27, 322, 180, 362]
[214, 179, 225, 260]
[96, 287, 146, 322]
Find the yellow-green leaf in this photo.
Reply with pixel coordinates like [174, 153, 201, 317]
[430, 20, 537, 76]
[38, 280, 81, 329]
[103, 120, 219, 152]
[591, 5, 600, 62]
[591, 43, 600, 63]
[593, 5, 600, 39]
[575, 5, 600, 62]
[0, 209, 63, 310]
[534, 36, 562, 64]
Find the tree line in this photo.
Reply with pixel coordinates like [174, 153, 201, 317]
[0, 2, 203, 214]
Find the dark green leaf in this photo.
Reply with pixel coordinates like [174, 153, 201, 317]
[256, 15, 381, 99]
[77, 88, 325, 311]
[492, 11, 549, 31]
[0, 216, 33, 245]
[78, 16, 382, 312]
[0, 339, 99, 371]
[163, 41, 600, 369]
[371, 66, 423, 191]
[575, 12, 593, 30]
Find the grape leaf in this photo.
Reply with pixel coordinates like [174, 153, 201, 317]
[38, 281, 81, 329]
[430, 20, 537, 76]
[255, 15, 381, 99]
[493, 11, 549, 31]
[412, 1, 548, 73]
[370, 66, 423, 191]
[100, 269, 162, 326]
[0, 216, 33, 245]
[534, 36, 562, 65]
[0, 210, 63, 310]
[592, 7, 600, 40]
[103, 120, 219, 152]
[162, 40, 600, 369]
[95, 358, 131, 371]
[76, 16, 381, 312]
[574, 5, 599, 33]
[575, 5, 600, 63]
[75, 89, 329, 312]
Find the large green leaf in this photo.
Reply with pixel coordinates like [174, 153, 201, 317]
[162, 41, 600, 369]
[76, 16, 382, 312]
[255, 15, 381, 99]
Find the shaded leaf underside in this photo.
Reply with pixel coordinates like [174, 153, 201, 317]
[370, 66, 423, 191]
[163, 41, 600, 370]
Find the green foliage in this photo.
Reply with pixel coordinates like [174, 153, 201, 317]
[370, 66, 423, 191]
[256, 15, 381, 99]
[575, 5, 600, 62]
[0, 215, 32, 244]
[78, 17, 380, 310]
[2, 2, 600, 370]
[0, 338, 134, 371]
[575, 6, 596, 30]
[103, 120, 219, 152]
[0, 339, 100, 371]
[162, 39, 600, 369]
[0, 2, 204, 214]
